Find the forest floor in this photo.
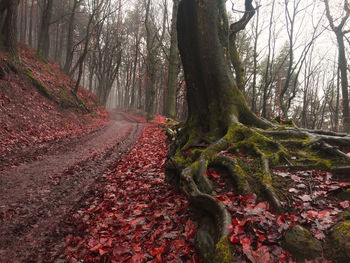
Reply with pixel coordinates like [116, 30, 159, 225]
[0, 111, 199, 263]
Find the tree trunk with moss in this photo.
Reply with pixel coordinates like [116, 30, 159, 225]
[166, 0, 350, 262]
[177, 0, 268, 137]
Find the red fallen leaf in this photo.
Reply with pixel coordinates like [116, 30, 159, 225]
[279, 252, 289, 262]
[129, 216, 145, 226]
[253, 245, 270, 263]
[185, 219, 196, 239]
[113, 246, 131, 257]
[90, 243, 102, 253]
[207, 168, 221, 178]
[248, 201, 269, 216]
[130, 253, 146, 262]
[340, 200, 350, 208]
[99, 248, 108, 255]
[215, 194, 231, 205]
[240, 237, 256, 263]
[228, 234, 240, 243]
[151, 246, 164, 257]
[307, 210, 319, 218]
[240, 193, 257, 204]
[173, 239, 186, 249]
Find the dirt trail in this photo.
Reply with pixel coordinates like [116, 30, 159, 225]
[0, 111, 142, 262]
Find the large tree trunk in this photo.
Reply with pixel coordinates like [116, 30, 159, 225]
[165, 0, 180, 119]
[177, 0, 268, 137]
[0, 0, 20, 58]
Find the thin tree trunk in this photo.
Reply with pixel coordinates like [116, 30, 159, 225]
[38, 0, 53, 59]
[165, 0, 179, 119]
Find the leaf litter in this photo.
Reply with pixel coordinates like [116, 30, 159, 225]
[206, 157, 349, 263]
[63, 124, 200, 263]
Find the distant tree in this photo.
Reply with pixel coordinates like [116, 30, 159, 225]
[324, 0, 350, 133]
[0, 0, 20, 58]
[144, 0, 167, 120]
[38, 0, 54, 59]
[165, 0, 180, 119]
[64, 0, 82, 74]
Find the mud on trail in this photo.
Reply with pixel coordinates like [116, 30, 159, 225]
[0, 111, 142, 262]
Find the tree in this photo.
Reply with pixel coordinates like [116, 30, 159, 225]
[229, 0, 255, 93]
[166, 0, 350, 261]
[63, 0, 82, 74]
[38, 0, 54, 59]
[324, 0, 350, 133]
[165, 0, 180, 119]
[144, 0, 167, 120]
[0, 0, 20, 58]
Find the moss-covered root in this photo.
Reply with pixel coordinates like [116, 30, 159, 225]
[24, 68, 53, 99]
[179, 165, 235, 262]
[210, 155, 251, 194]
[330, 220, 350, 263]
[283, 225, 323, 261]
[192, 158, 213, 194]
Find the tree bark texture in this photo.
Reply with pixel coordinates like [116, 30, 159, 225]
[177, 0, 268, 137]
[324, 0, 350, 133]
[64, 0, 80, 74]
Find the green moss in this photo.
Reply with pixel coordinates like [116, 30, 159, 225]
[24, 69, 52, 98]
[58, 90, 76, 108]
[335, 220, 350, 234]
[190, 161, 201, 176]
[283, 225, 322, 260]
[202, 138, 229, 161]
[214, 236, 234, 263]
[329, 220, 350, 262]
[174, 149, 192, 167]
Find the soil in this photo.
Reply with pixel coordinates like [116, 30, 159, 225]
[0, 110, 143, 263]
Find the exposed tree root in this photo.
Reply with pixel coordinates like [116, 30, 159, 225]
[165, 121, 350, 262]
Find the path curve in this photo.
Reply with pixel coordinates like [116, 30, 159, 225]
[0, 111, 143, 262]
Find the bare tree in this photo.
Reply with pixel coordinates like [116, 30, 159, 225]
[165, 0, 179, 119]
[324, 0, 350, 132]
[38, 0, 54, 59]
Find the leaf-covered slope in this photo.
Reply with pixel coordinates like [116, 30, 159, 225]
[0, 45, 108, 170]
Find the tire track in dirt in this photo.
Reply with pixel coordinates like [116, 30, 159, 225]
[0, 111, 143, 262]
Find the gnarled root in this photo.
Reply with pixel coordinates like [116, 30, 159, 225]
[165, 122, 350, 261]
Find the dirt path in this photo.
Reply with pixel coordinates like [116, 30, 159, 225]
[0, 111, 143, 262]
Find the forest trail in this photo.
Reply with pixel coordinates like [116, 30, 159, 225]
[0, 111, 143, 262]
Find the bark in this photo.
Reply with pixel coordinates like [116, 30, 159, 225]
[229, 0, 255, 93]
[251, 1, 260, 114]
[0, 0, 20, 58]
[64, 0, 80, 74]
[28, 0, 34, 46]
[324, 0, 350, 133]
[177, 0, 268, 137]
[165, 0, 180, 119]
[144, 0, 166, 120]
[38, 0, 53, 59]
[261, 0, 275, 119]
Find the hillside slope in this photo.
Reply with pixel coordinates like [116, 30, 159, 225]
[0, 46, 108, 170]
